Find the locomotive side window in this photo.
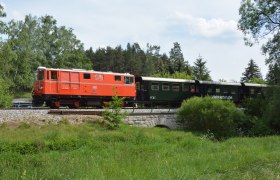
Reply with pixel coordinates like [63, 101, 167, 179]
[38, 70, 44, 80]
[94, 74, 104, 80]
[51, 71, 57, 80]
[172, 83, 180, 92]
[162, 83, 170, 91]
[151, 82, 159, 91]
[83, 73, 91, 79]
[124, 76, 134, 84]
[115, 75, 121, 81]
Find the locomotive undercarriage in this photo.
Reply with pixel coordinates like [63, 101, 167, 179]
[32, 94, 135, 109]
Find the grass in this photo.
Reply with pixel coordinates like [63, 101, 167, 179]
[0, 121, 280, 179]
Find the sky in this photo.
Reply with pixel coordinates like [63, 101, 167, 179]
[0, 0, 268, 81]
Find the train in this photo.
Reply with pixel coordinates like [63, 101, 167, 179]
[32, 67, 267, 108]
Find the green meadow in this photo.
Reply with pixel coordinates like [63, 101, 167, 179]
[0, 121, 280, 179]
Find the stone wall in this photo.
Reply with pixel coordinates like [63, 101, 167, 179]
[0, 110, 180, 129]
[125, 114, 180, 129]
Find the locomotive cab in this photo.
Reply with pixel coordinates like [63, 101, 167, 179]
[32, 67, 47, 106]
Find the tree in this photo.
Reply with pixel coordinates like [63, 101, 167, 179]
[266, 63, 280, 84]
[3, 14, 91, 91]
[241, 59, 263, 82]
[238, 0, 280, 132]
[169, 42, 190, 73]
[0, 4, 6, 35]
[191, 55, 211, 80]
[238, 0, 280, 72]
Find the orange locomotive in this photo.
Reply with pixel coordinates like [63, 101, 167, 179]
[32, 67, 136, 108]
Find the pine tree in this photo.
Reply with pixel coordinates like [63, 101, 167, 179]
[240, 59, 262, 82]
[266, 63, 280, 85]
[169, 42, 185, 73]
[192, 55, 211, 80]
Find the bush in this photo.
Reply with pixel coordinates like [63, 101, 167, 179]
[0, 77, 13, 108]
[177, 97, 247, 138]
[102, 93, 128, 129]
[264, 87, 280, 133]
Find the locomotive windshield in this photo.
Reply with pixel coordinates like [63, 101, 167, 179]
[37, 70, 44, 80]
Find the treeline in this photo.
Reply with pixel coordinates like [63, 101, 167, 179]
[0, 5, 212, 94]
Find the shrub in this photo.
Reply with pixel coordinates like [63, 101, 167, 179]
[264, 87, 280, 133]
[0, 77, 13, 108]
[177, 96, 247, 138]
[102, 92, 128, 129]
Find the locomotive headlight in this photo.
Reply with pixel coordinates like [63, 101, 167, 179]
[39, 85, 43, 90]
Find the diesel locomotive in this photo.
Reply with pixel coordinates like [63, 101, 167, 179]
[32, 67, 267, 108]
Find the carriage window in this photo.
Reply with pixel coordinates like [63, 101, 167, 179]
[190, 85, 196, 93]
[223, 87, 229, 94]
[136, 82, 140, 90]
[151, 82, 159, 91]
[124, 76, 134, 84]
[115, 75, 121, 81]
[231, 88, 236, 94]
[182, 83, 189, 92]
[83, 73, 91, 79]
[51, 71, 57, 80]
[250, 88, 255, 95]
[207, 87, 212, 94]
[162, 83, 170, 91]
[216, 88, 220, 93]
[172, 83, 180, 92]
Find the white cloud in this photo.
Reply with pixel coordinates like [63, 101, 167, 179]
[167, 12, 241, 39]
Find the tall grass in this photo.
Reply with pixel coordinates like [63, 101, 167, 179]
[0, 122, 280, 179]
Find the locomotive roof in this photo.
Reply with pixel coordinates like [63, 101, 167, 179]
[138, 76, 195, 83]
[37, 67, 134, 76]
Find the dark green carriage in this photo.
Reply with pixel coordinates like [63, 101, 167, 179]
[198, 81, 242, 103]
[135, 77, 196, 106]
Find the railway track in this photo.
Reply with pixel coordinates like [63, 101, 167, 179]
[48, 109, 177, 116]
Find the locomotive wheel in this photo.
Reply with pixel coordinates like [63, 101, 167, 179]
[50, 101, 61, 109]
[69, 101, 80, 109]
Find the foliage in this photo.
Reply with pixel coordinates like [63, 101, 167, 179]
[248, 77, 266, 84]
[0, 13, 91, 91]
[177, 97, 248, 138]
[238, 0, 280, 135]
[0, 77, 13, 108]
[169, 42, 191, 74]
[241, 59, 263, 82]
[238, 0, 280, 78]
[102, 92, 128, 129]
[152, 71, 192, 79]
[1, 123, 280, 179]
[191, 55, 211, 80]
[266, 63, 280, 84]
[264, 87, 280, 132]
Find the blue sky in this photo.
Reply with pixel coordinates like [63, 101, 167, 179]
[0, 0, 267, 81]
